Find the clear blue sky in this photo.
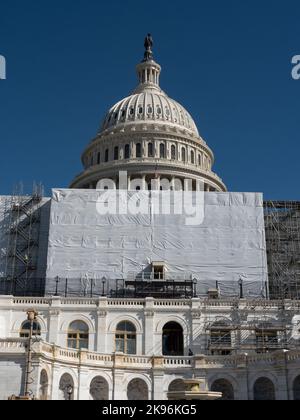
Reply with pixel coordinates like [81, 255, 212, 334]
[0, 0, 299, 199]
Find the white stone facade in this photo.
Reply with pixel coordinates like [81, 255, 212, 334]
[0, 296, 300, 400]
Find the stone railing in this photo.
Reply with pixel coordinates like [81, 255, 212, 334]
[1, 339, 300, 371]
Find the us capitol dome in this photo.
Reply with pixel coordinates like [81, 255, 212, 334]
[70, 35, 227, 192]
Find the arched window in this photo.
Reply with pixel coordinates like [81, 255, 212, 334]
[90, 376, 109, 401]
[160, 143, 165, 159]
[211, 379, 234, 400]
[105, 149, 109, 163]
[162, 322, 184, 356]
[20, 320, 41, 338]
[114, 146, 119, 161]
[191, 150, 195, 164]
[39, 370, 49, 401]
[181, 148, 186, 163]
[115, 321, 136, 355]
[168, 379, 185, 392]
[127, 379, 148, 400]
[171, 145, 176, 160]
[59, 373, 74, 401]
[209, 321, 232, 356]
[198, 154, 201, 166]
[293, 376, 300, 400]
[125, 144, 130, 159]
[253, 377, 276, 401]
[148, 143, 153, 158]
[97, 152, 101, 165]
[67, 321, 89, 350]
[136, 143, 142, 158]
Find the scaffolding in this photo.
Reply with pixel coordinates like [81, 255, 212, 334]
[4, 184, 43, 295]
[264, 201, 300, 300]
[204, 299, 297, 355]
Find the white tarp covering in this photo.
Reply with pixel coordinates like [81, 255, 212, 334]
[46, 189, 268, 297]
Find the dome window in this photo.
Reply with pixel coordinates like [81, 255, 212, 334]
[147, 106, 153, 114]
[191, 150, 195, 164]
[121, 110, 126, 118]
[157, 107, 162, 115]
[165, 108, 170, 116]
[148, 143, 154, 158]
[125, 144, 130, 159]
[136, 143, 142, 158]
[160, 143, 165, 159]
[114, 112, 118, 120]
[129, 107, 134, 116]
[139, 107, 143, 114]
[171, 145, 176, 160]
[114, 146, 119, 161]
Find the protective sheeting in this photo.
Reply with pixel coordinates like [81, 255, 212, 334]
[46, 189, 268, 297]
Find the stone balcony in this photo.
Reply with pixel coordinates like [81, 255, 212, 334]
[0, 339, 299, 371]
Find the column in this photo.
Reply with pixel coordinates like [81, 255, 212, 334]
[171, 177, 175, 191]
[78, 356, 90, 401]
[191, 298, 203, 354]
[128, 175, 131, 191]
[144, 298, 155, 355]
[48, 297, 61, 345]
[96, 297, 108, 353]
[152, 358, 166, 400]
[50, 365, 62, 400]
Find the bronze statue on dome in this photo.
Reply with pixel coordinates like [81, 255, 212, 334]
[143, 33, 154, 62]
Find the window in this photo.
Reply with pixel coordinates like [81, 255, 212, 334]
[211, 379, 234, 401]
[127, 379, 148, 401]
[97, 152, 101, 165]
[67, 321, 89, 350]
[138, 107, 143, 114]
[152, 262, 165, 280]
[171, 145, 176, 160]
[160, 143, 165, 159]
[114, 146, 119, 161]
[293, 376, 300, 400]
[105, 149, 109, 163]
[162, 322, 184, 356]
[198, 154, 201, 166]
[253, 378, 276, 401]
[59, 374, 74, 401]
[20, 320, 41, 338]
[136, 143, 142, 158]
[39, 370, 49, 401]
[191, 150, 195, 164]
[209, 322, 232, 355]
[90, 377, 109, 401]
[148, 143, 153, 158]
[255, 324, 278, 353]
[125, 144, 130, 159]
[182, 148, 186, 162]
[115, 321, 136, 355]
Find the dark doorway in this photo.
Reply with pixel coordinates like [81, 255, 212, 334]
[163, 322, 184, 356]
